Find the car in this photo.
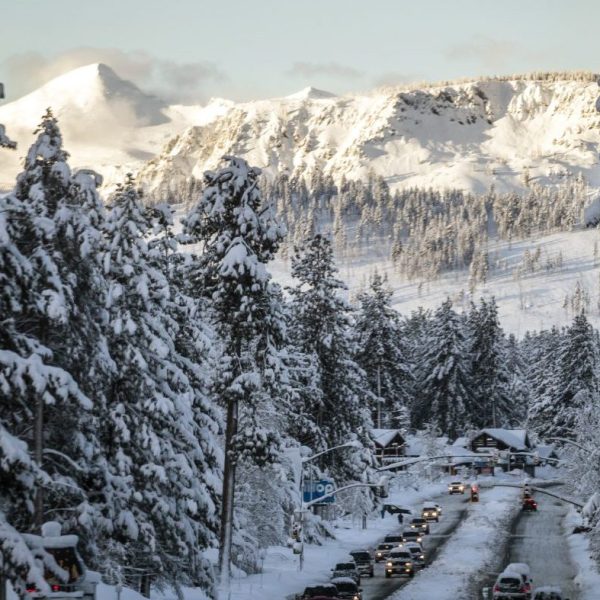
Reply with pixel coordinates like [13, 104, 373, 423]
[492, 570, 532, 599]
[385, 549, 414, 578]
[300, 583, 340, 599]
[421, 502, 440, 522]
[409, 517, 430, 534]
[331, 562, 361, 585]
[404, 541, 425, 567]
[401, 529, 423, 544]
[448, 481, 465, 494]
[522, 497, 538, 512]
[330, 577, 362, 600]
[349, 550, 374, 577]
[374, 542, 394, 562]
[505, 563, 533, 597]
[383, 534, 404, 546]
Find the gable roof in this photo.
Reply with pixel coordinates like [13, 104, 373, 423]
[371, 428, 404, 448]
[476, 428, 530, 450]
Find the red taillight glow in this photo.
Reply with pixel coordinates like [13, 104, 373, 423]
[493, 584, 499, 592]
[51, 585, 61, 592]
[26, 588, 37, 594]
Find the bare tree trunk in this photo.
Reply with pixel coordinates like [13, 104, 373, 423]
[218, 397, 238, 587]
[0, 577, 7, 600]
[34, 396, 44, 530]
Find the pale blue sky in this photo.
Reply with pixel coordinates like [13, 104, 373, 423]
[1, 0, 598, 103]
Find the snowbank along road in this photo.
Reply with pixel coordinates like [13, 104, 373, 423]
[359, 491, 469, 600]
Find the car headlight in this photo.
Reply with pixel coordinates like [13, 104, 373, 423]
[376, 552, 381, 556]
[406, 562, 412, 567]
[386, 562, 392, 567]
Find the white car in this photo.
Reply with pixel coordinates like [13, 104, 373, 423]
[492, 569, 532, 599]
[448, 481, 465, 494]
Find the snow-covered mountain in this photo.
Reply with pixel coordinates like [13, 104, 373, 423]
[2, 66, 599, 197]
[0, 63, 229, 189]
[138, 73, 600, 199]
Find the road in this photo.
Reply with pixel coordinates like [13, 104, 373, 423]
[504, 492, 578, 599]
[359, 491, 469, 600]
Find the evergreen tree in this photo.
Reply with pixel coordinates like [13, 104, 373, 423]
[415, 299, 473, 439]
[288, 234, 374, 484]
[98, 175, 220, 592]
[467, 298, 517, 428]
[182, 156, 292, 582]
[553, 313, 598, 438]
[355, 272, 413, 429]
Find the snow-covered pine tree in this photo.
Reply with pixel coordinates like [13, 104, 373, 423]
[0, 115, 96, 593]
[415, 299, 474, 439]
[182, 157, 294, 582]
[526, 327, 562, 436]
[288, 234, 374, 484]
[552, 312, 598, 439]
[99, 175, 220, 593]
[355, 272, 413, 429]
[467, 298, 518, 428]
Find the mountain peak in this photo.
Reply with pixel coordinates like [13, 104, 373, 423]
[286, 86, 336, 100]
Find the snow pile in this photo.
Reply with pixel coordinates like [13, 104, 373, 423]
[564, 507, 600, 600]
[389, 486, 520, 600]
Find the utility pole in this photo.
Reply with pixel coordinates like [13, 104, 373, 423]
[377, 364, 382, 429]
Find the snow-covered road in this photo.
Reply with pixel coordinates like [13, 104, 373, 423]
[359, 492, 469, 600]
[507, 492, 579, 598]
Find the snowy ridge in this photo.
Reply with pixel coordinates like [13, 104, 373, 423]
[2, 67, 600, 197]
[138, 73, 600, 199]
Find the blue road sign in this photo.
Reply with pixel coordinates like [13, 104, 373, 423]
[303, 479, 335, 504]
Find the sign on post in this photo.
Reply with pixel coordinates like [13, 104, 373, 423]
[303, 479, 335, 504]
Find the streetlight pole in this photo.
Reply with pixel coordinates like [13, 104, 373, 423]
[296, 441, 363, 571]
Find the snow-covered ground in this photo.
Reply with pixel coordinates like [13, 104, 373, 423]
[565, 508, 600, 600]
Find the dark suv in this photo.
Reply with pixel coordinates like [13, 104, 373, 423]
[349, 550, 374, 577]
[383, 534, 404, 546]
[300, 583, 340, 599]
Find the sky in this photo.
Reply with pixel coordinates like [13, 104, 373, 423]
[1, 0, 599, 104]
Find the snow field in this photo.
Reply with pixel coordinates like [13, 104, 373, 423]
[388, 486, 520, 600]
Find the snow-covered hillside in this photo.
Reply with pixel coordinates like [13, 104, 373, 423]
[269, 226, 600, 335]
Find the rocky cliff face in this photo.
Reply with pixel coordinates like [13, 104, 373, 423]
[137, 74, 600, 200]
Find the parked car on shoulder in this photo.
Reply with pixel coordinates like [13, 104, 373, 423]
[448, 481, 465, 494]
[299, 582, 340, 599]
[349, 550, 374, 577]
[492, 569, 532, 599]
[409, 517, 430, 534]
[374, 542, 394, 562]
[331, 562, 360, 585]
[385, 548, 414, 578]
[421, 501, 440, 522]
[330, 577, 362, 600]
[404, 541, 425, 567]
[401, 529, 423, 544]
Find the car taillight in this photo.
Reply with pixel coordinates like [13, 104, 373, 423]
[493, 585, 499, 592]
[521, 583, 531, 592]
[51, 585, 61, 592]
[26, 588, 37, 594]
